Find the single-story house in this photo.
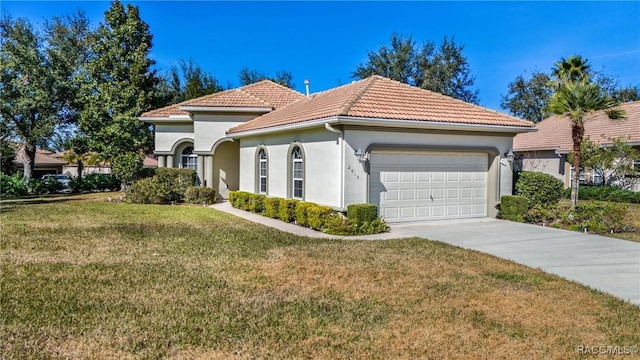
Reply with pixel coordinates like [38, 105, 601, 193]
[513, 100, 640, 190]
[15, 148, 67, 177]
[54, 153, 158, 177]
[140, 75, 535, 223]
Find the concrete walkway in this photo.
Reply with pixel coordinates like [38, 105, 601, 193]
[211, 202, 640, 306]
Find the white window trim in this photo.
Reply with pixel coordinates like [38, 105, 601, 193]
[181, 146, 197, 171]
[258, 148, 268, 194]
[291, 146, 304, 200]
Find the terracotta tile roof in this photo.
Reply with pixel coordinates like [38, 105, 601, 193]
[16, 148, 67, 165]
[140, 80, 304, 118]
[140, 104, 188, 118]
[513, 100, 640, 153]
[228, 75, 533, 134]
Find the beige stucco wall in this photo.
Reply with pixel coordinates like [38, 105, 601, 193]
[154, 123, 194, 153]
[239, 127, 342, 207]
[192, 113, 258, 153]
[520, 150, 568, 185]
[214, 141, 240, 199]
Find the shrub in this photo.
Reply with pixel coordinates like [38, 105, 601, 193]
[184, 186, 216, 204]
[307, 204, 333, 231]
[358, 218, 390, 234]
[231, 191, 251, 210]
[263, 197, 282, 218]
[248, 193, 266, 213]
[0, 172, 27, 197]
[42, 176, 64, 194]
[347, 204, 379, 227]
[111, 152, 144, 186]
[500, 195, 529, 222]
[324, 213, 355, 235]
[524, 204, 560, 224]
[516, 171, 564, 207]
[278, 199, 299, 223]
[154, 168, 197, 197]
[572, 202, 629, 233]
[126, 177, 170, 204]
[295, 202, 313, 227]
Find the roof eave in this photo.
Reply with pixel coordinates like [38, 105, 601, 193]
[337, 116, 538, 134]
[179, 106, 273, 113]
[139, 115, 192, 123]
[229, 115, 537, 138]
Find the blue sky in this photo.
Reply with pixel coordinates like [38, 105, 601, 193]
[3, 1, 639, 112]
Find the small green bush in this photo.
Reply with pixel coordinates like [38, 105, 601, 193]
[347, 204, 379, 227]
[154, 168, 197, 198]
[248, 193, 266, 213]
[0, 172, 28, 197]
[500, 195, 529, 222]
[524, 204, 559, 224]
[516, 171, 564, 207]
[295, 202, 313, 227]
[228, 191, 238, 206]
[184, 186, 216, 204]
[565, 186, 640, 203]
[278, 199, 299, 223]
[127, 177, 170, 204]
[358, 218, 390, 234]
[324, 213, 355, 235]
[263, 197, 282, 218]
[307, 204, 333, 231]
[232, 191, 251, 210]
[572, 202, 629, 233]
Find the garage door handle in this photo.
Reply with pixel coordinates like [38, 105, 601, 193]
[430, 195, 433, 201]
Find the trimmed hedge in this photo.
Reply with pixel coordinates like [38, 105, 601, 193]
[306, 204, 334, 231]
[278, 199, 299, 223]
[263, 197, 281, 218]
[567, 186, 640, 204]
[184, 186, 216, 204]
[295, 202, 314, 227]
[500, 195, 528, 222]
[516, 171, 563, 207]
[347, 204, 379, 227]
[248, 193, 266, 213]
[227, 191, 389, 235]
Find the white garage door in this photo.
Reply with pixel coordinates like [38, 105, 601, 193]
[369, 151, 488, 223]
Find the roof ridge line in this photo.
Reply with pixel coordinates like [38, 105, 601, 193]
[337, 76, 379, 115]
[249, 79, 305, 97]
[236, 87, 273, 108]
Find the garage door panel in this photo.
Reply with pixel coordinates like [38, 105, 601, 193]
[370, 152, 488, 223]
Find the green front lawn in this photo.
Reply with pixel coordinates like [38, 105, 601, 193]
[1, 193, 639, 358]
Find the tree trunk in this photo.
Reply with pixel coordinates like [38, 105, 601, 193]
[77, 160, 84, 181]
[570, 122, 585, 209]
[22, 143, 36, 179]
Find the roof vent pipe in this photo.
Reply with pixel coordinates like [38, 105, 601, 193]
[304, 79, 310, 98]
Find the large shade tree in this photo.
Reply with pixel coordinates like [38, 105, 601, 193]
[352, 34, 479, 103]
[80, 0, 158, 162]
[548, 56, 625, 208]
[0, 13, 90, 178]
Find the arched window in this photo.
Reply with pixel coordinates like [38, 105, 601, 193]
[181, 146, 197, 171]
[258, 148, 268, 194]
[291, 146, 304, 199]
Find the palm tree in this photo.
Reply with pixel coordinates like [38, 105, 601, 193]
[548, 61, 625, 209]
[59, 150, 101, 181]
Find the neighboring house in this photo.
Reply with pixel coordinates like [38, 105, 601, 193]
[140, 75, 534, 223]
[513, 100, 640, 190]
[15, 148, 67, 177]
[55, 154, 158, 177]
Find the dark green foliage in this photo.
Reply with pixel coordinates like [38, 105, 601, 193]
[69, 173, 120, 193]
[295, 202, 313, 227]
[238, 67, 294, 88]
[111, 153, 144, 186]
[500, 196, 529, 222]
[306, 204, 334, 231]
[572, 186, 640, 203]
[1, 13, 90, 178]
[80, 0, 157, 159]
[162, 58, 224, 104]
[0, 172, 27, 197]
[572, 202, 629, 233]
[126, 168, 197, 204]
[263, 197, 282, 219]
[516, 172, 564, 207]
[1, 140, 17, 175]
[247, 193, 266, 213]
[500, 70, 552, 123]
[347, 204, 379, 227]
[229, 191, 250, 210]
[278, 199, 299, 223]
[42, 176, 64, 194]
[126, 177, 169, 204]
[352, 34, 479, 103]
[184, 186, 216, 205]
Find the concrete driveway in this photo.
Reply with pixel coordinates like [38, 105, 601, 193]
[389, 218, 640, 306]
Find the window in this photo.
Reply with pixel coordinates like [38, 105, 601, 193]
[258, 148, 268, 194]
[291, 146, 304, 199]
[181, 146, 197, 171]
